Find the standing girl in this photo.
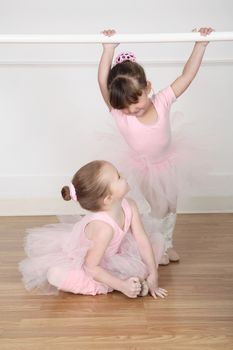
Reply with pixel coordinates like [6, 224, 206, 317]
[98, 28, 213, 264]
[19, 160, 167, 298]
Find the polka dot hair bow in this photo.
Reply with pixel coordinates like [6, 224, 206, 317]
[114, 52, 136, 65]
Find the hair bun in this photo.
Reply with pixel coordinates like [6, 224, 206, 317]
[61, 186, 71, 201]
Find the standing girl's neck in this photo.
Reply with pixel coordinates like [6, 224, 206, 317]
[136, 98, 159, 126]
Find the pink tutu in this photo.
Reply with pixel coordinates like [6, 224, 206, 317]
[19, 199, 165, 295]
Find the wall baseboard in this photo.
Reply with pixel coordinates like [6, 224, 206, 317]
[0, 198, 85, 216]
[177, 196, 233, 214]
[0, 196, 232, 216]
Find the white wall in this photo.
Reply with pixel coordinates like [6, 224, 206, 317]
[0, 0, 233, 215]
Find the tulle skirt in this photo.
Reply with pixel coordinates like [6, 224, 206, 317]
[19, 218, 165, 295]
[94, 112, 212, 216]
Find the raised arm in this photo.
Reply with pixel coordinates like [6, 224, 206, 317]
[98, 29, 119, 110]
[128, 198, 167, 299]
[84, 220, 141, 298]
[171, 27, 214, 98]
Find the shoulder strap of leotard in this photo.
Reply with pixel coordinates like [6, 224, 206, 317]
[86, 198, 132, 232]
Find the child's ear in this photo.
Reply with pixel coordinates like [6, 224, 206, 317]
[146, 81, 152, 94]
[103, 194, 113, 206]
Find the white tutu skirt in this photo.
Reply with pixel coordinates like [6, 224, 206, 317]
[19, 217, 165, 295]
[94, 112, 212, 216]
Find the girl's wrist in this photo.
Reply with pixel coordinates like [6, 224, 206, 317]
[194, 42, 208, 49]
[103, 46, 116, 52]
[147, 273, 158, 288]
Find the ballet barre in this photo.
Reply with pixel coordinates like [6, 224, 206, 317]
[0, 32, 233, 44]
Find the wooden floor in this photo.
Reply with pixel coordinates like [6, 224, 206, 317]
[0, 214, 233, 350]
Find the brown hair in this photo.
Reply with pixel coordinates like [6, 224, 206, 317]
[107, 61, 147, 109]
[61, 160, 111, 211]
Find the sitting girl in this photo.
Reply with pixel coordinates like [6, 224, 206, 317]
[19, 160, 167, 299]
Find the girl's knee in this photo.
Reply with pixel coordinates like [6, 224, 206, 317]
[47, 266, 66, 289]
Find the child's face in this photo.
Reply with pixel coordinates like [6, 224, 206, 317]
[102, 163, 129, 200]
[121, 89, 151, 118]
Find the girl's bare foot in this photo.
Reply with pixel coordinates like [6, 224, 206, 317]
[167, 247, 180, 262]
[138, 280, 149, 297]
[159, 253, 170, 265]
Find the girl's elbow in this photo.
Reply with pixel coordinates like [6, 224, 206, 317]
[84, 264, 99, 278]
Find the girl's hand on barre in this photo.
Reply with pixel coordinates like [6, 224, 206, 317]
[193, 27, 215, 47]
[101, 29, 119, 49]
